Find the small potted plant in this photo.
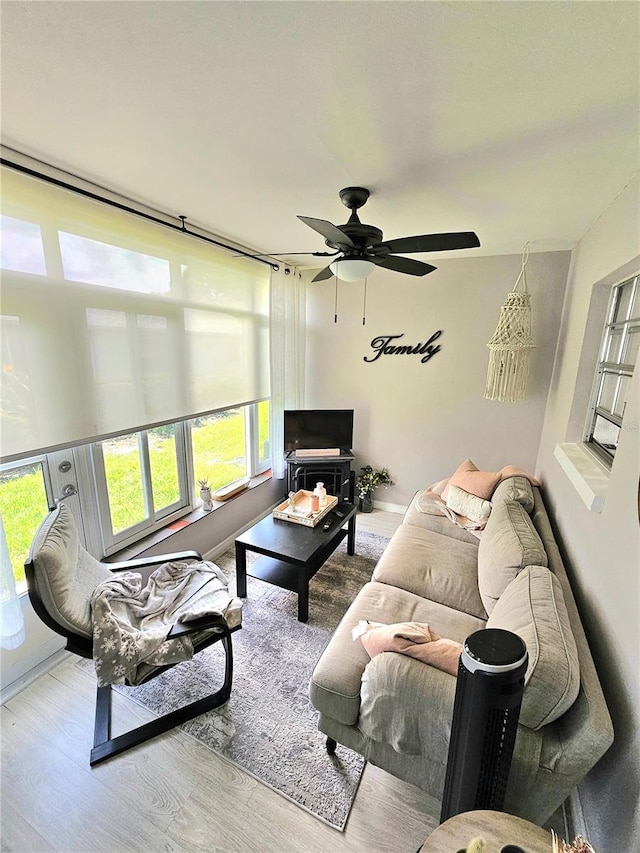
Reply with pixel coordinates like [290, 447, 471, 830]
[198, 477, 213, 511]
[355, 465, 394, 513]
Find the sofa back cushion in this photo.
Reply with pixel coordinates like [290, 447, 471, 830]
[491, 475, 535, 513]
[478, 498, 547, 614]
[487, 566, 580, 729]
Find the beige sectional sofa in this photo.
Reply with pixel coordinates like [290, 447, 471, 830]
[309, 475, 614, 825]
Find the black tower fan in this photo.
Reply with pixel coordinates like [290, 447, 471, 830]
[440, 628, 528, 823]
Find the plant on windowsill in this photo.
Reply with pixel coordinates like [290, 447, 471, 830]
[198, 478, 213, 512]
[355, 465, 393, 513]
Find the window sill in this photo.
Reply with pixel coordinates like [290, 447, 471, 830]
[106, 471, 272, 562]
[554, 443, 609, 513]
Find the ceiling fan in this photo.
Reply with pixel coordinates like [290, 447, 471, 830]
[296, 187, 480, 282]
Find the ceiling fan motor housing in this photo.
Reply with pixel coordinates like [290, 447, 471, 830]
[325, 221, 383, 254]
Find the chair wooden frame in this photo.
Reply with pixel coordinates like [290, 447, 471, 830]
[25, 510, 239, 767]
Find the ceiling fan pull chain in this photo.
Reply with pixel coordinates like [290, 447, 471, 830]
[334, 274, 339, 323]
[362, 277, 368, 326]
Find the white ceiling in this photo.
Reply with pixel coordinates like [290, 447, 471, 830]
[1, 1, 638, 267]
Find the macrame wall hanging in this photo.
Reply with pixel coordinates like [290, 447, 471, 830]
[484, 243, 535, 402]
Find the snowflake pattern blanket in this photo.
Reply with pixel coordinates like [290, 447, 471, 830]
[90, 560, 242, 687]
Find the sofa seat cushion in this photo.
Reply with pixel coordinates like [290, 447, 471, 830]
[478, 498, 548, 615]
[309, 581, 485, 727]
[404, 492, 482, 545]
[372, 525, 487, 619]
[487, 566, 580, 729]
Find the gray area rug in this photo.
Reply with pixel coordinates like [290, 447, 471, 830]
[84, 528, 389, 831]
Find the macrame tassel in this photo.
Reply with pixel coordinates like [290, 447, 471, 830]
[484, 244, 535, 402]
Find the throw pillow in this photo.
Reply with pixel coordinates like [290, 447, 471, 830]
[445, 484, 492, 524]
[487, 566, 580, 729]
[445, 459, 501, 501]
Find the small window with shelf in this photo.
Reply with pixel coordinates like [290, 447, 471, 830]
[586, 274, 638, 464]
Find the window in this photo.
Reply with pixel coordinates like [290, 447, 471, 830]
[257, 400, 270, 467]
[87, 402, 269, 555]
[0, 458, 52, 590]
[91, 423, 190, 553]
[0, 402, 270, 563]
[190, 410, 246, 499]
[586, 274, 639, 464]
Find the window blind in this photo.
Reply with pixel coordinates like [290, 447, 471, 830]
[0, 166, 270, 460]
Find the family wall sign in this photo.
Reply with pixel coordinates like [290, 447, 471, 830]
[363, 330, 443, 364]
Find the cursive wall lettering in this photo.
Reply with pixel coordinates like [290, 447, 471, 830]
[364, 331, 443, 364]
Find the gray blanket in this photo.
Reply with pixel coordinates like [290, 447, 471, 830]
[90, 560, 242, 686]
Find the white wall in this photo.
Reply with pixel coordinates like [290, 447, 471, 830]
[536, 175, 640, 851]
[304, 250, 570, 506]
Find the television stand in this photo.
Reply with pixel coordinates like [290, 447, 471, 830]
[285, 451, 355, 503]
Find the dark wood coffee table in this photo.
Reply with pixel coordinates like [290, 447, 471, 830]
[235, 503, 357, 622]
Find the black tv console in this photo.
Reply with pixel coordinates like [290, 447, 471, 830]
[285, 451, 355, 503]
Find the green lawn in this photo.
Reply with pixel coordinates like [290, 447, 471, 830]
[0, 464, 49, 587]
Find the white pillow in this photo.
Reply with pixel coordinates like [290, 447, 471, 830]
[445, 484, 492, 523]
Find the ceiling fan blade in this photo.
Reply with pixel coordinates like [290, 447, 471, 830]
[237, 250, 338, 258]
[312, 264, 335, 282]
[375, 232, 480, 254]
[372, 256, 436, 276]
[298, 216, 355, 248]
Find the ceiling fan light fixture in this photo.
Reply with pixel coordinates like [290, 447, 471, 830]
[329, 258, 375, 281]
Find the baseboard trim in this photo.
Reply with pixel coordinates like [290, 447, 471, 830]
[1, 648, 72, 704]
[373, 500, 407, 514]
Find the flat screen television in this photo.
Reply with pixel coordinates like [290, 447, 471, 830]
[284, 409, 354, 453]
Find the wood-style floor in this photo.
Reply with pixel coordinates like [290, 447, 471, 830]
[3, 509, 444, 853]
[1, 508, 567, 852]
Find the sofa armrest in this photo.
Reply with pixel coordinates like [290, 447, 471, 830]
[359, 651, 457, 757]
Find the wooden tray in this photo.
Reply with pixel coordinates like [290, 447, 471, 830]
[273, 490, 338, 527]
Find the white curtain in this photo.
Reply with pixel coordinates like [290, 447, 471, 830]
[0, 512, 25, 650]
[0, 165, 271, 460]
[269, 268, 306, 479]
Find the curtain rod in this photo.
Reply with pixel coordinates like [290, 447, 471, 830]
[0, 156, 280, 271]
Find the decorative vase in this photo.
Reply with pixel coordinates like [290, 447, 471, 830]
[200, 487, 213, 511]
[359, 493, 374, 513]
[314, 481, 327, 507]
